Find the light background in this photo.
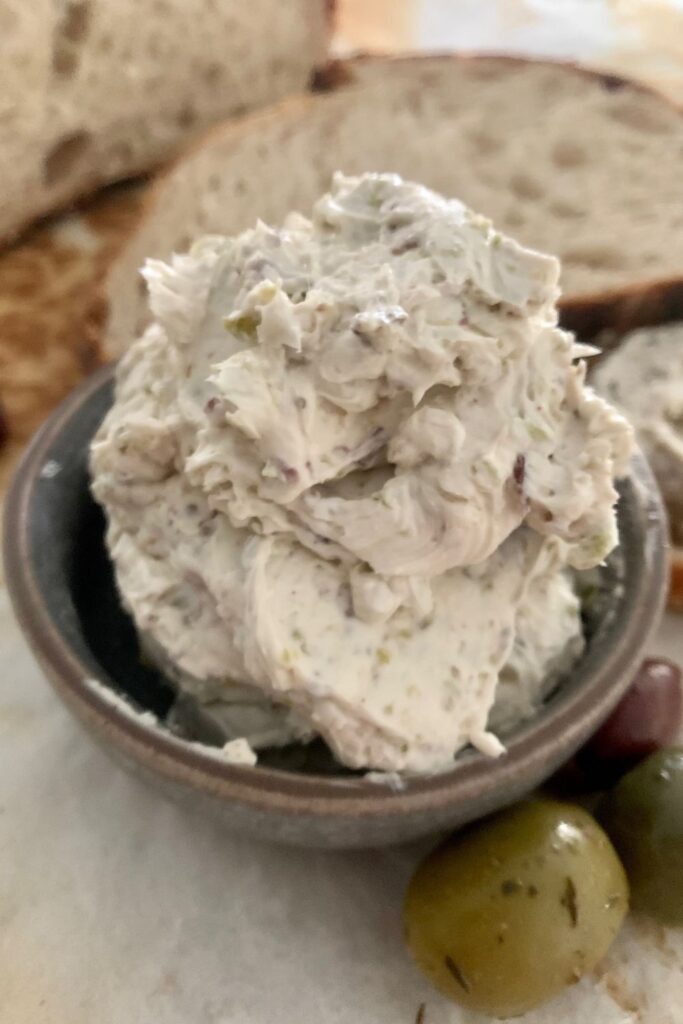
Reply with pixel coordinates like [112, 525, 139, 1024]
[337, 0, 683, 101]
[2, 4, 683, 1023]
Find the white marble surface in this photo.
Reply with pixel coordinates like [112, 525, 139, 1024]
[2, 547, 683, 1024]
[3, 2, 683, 1021]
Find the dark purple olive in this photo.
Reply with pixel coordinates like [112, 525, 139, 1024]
[581, 658, 682, 782]
[548, 659, 683, 795]
[588, 658, 682, 761]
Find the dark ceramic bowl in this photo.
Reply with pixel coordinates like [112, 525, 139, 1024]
[3, 365, 668, 848]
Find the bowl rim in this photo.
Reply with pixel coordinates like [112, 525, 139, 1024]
[3, 364, 669, 821]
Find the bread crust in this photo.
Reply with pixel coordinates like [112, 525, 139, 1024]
[669, 548, 683, 611]
[562, 275, 683, 342]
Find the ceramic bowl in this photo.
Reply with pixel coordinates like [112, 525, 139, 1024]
[3, 365, 668, 848]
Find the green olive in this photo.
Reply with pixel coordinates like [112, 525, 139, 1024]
[598, 748, 683, 925]
[404, 799, 628, 1018]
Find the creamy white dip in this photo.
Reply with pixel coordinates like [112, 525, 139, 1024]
[91, 173, 632, 774]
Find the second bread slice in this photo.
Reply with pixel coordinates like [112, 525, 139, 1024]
[95, 54, 683, 357]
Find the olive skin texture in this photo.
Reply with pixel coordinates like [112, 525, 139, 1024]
[404, 799, 629, 1018]
[599, 748, 683, 925]
[549, 659, 683, 795]
[582, 659, 682, 781]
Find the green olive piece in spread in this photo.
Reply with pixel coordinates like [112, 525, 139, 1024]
[599, 748, 683, 925]
[404, 799, 628, 1018]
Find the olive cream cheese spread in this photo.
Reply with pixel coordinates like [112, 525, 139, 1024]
[91, 173, 632, 774]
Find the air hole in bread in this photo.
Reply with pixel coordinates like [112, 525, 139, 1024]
[536, 72, 573, 99]
[0, 7, 18, 33]
[466, 130, 501, 157]
[509, 172, 543, 201]
[176, 106, 197, 130]
[110, 141, 135, 168]
[52, 1, 92, 75]
[552, 140, 587, 169]
[549, 198, 584, 220]
[137, 278, 148, 299]
[62, 1, 92, 42]
[235, 178, 247, 197]
[466, 61, 505, 81]
[600, 74, 626, 92]
[608, 99, 671, 134]
[203, 63, 223, 87]
[503, 209, 525, 229]
[563, 245, 626, 271]
[43, 131, 91, 187]
[53, 49, 78, 77]
[76, 338, 100, 374]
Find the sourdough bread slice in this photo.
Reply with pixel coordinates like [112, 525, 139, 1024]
[0, 0, 331, 243]
[591, 320, 683, 612]
[95, 54, 683, 357]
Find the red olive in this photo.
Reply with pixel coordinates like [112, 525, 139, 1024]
[581, 658, 682, 779]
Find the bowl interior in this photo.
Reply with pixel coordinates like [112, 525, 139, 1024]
[13, 366, 667, 791]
